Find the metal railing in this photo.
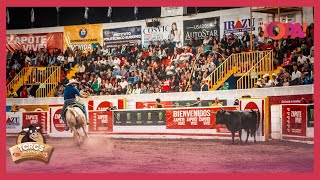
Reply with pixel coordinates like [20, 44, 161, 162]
[6, 66, 61, 97]
[6, 68, 30, 97]
[36, 67, 61, 97]
[207, 50, 271, 90]
[237, 50, 274, 89]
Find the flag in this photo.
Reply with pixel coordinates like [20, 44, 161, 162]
[6, 9, 10, 24]
[107, 7, 112, 18]
[31, 8, 35, 23]
[134, 7, 138, 15]
[56, 7, 60, 12]
[84, 7, 89, 19]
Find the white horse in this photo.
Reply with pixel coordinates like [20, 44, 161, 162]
[65, 105, 89, 145]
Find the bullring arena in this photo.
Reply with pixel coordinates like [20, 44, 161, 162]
[6, 7, 314, 173]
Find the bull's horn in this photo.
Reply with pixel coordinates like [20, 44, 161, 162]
[23, 128, 29, 132]
[220, 108, 224, 111]
[211, 112, 217, 114]
[36, 126, 41, 130]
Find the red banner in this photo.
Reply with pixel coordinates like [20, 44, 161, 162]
[282, 105, 307, 137]
[88, 111, 113, 133]
[88, 99, 125, 111]
[268, 94, 312, 134]
[6, 32, 63, 53]
[22, 112, 48, 134]
[166, 107, 237, 129]
[136, 101, 173, 109]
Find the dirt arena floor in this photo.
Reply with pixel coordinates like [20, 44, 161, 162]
[6, 136, 313, 173]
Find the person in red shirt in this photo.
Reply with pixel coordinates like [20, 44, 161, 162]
[161, 78, 172, 92]
[20, 86, 28, 98]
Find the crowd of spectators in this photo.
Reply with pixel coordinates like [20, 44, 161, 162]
[6, 23, 314, 98]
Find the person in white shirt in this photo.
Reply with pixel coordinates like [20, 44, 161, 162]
[308, 48, 314, 64]
[165, 63, 175, 77]
[57, 53, 65, 64]
[297, 54, 307, 64]
[178, 49, 193, 64]
[114, 57, 121, 67]
[67, 53, 75, 67]
[119, 77, 128, 90]
[271, 73, 278, 86]
[101, 46, 109, 56]
[203, 36, 210, 45]
[105, 79, 113, 89]
[77, 63, 86, 74]
[132, 84, 141, 94]
[291, 65, 301, 80]
[99, 57, 108, 65]
[262, 74, 273, 87]
[108, 56, 115, 67]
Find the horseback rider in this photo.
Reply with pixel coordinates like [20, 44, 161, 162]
[61, 79, 89, 131]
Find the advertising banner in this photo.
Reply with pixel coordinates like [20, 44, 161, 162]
[142, 17, 183, 48]
[88, 99, 125, 111]
[7, 104, 49, 112]
[136, 100, 228, 109]
[307, 105, 314, 128]
[282, 105, 307, 137]
[50, 107, 71, 135]
[22, 112, 48, 134]
[161, 7, 184, 17]
[103, 26, 141, 48]
[64, 24, 103, 53]
[268, 94, 313, 134]
[239, 98, 265, 141]
[166, 106, 236, 129]
[88, 111, 113, 133]
[114, 110, 166, 126]
[6, 32, 63, 53]
[6, 112, 23, 134]
[172, 100, 227, 108]
[221, 14, 267, 38]
[183, 17, 220, 45]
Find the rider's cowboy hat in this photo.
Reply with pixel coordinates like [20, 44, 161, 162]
[67, 79, 80, 85]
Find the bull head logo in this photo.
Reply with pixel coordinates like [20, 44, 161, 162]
[21, 125, 41, 143]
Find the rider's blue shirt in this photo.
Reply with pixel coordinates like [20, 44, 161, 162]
[64, 85, 81, 100]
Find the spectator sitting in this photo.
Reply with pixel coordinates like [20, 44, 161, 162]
[132, 83, 141, 94]
[219, 83, 228, 90]
[211, 97, 222, 106]
[291, 65, 301, 85]
[300, 72, 313, 85]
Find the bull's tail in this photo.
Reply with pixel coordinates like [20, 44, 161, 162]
[252, 110, 260, 137]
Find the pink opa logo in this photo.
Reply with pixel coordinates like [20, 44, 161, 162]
[263, 21, 308, 40]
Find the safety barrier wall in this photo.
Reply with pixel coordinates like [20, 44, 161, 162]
[6, 84, 314, 109]
[6, 85, 313, 141]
